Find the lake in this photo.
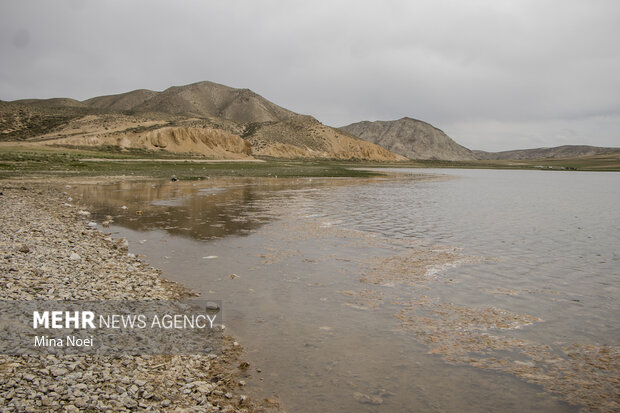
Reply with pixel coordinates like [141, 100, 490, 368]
[72, 168, 620, 412]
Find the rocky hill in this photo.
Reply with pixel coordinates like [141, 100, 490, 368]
[83, 89, 159, 112]
[474, 145, 620, 160]
[340, 117, 476, 161]
[83, 81, 297, 123]
[242, 116, 403, 160]
[2, 82, 405, 161]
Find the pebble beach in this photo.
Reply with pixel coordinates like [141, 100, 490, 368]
[0, 182, 279, 412]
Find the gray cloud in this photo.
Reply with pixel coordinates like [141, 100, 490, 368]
[1, 0, 619, 151]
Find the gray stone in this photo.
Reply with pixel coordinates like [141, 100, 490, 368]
[49, 368, 69, 377]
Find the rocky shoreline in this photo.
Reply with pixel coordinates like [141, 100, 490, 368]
[0, 183, 279, 412]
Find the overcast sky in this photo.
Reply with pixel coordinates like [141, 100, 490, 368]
[1, 0, 619, 151]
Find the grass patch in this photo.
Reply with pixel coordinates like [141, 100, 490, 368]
[0, 147, 383, 179]
[1, 145, 618, 181]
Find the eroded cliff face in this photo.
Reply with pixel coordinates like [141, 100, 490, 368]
[251, 139, 406, 161]
[54, 127, 254, 159]
[143, 127, 252, 156]
[243, 117, 406, 161]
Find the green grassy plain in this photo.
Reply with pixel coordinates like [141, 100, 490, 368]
[0, 145, 381, 179]
[1, 144, 619, 180]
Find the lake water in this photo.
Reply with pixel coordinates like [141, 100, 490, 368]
[71, 169, 620, 412]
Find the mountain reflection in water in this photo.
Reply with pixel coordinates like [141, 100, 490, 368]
[69, 178, 369, 240]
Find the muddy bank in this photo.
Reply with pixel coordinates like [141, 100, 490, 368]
[0, 183, 280, 412]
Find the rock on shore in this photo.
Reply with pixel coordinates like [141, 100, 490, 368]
[0, 184, 280, 412]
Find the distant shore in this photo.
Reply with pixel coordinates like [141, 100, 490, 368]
[2, 144, 619, 183]
[79, 158, 266, 163]
[0, 182, 280, 412]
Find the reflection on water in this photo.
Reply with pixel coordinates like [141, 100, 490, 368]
[70, 178, 360, 240]
[71, 170, 620, 412]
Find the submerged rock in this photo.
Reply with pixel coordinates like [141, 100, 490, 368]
[353, 392, 384, 405]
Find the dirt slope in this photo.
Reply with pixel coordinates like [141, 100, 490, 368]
[244, 116, 406, 160]
[54, 126, 253, 159]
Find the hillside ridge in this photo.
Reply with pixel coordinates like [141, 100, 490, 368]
[2, 81, 406, 161]
[340, 117, 476, 161]
[474, 145, 620, 160]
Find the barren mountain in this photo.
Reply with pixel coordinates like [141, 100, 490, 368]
[83, 81, 298, 123]
[2, 81, 405, 161]
[474, 145, 620, 160]
[340, 117, 476, 161]
[12, 97, 86, 108]
[84, 89, 159, 112]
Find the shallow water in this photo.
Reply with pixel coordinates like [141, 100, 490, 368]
[70, 169, 620, 412]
